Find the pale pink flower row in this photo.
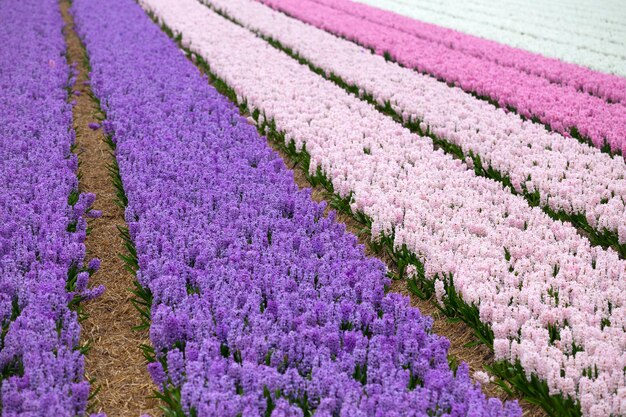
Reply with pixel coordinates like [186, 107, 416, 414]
[206, 0, 626, 248]
[257, 0, 626, 155]
[141, 0, 626, 415]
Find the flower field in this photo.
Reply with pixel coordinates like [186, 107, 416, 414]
[1, 0, 624, 416]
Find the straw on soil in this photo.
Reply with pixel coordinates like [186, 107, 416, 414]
[60, 1, 161, 415]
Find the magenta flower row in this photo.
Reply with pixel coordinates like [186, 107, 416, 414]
[257, 0, 626, 155]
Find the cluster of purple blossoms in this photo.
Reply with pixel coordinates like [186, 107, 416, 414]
[72, 0, 520, 415]
[0, 0, 102, 415]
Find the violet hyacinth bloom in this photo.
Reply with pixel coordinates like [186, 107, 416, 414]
[0, 0, 101, 415]
[72, 0, 520, 415]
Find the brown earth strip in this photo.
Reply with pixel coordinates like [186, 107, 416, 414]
[60, 1, 161, 415]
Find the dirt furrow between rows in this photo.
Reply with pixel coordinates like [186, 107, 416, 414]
[60, 1, 161, 415]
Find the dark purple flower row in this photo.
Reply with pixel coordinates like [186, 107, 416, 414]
[0, 0, 102, 415]
[72, 0, 521, 415]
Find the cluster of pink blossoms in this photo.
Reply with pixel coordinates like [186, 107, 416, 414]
[206, 0, 626, 247]
[258, 0, 626, 155]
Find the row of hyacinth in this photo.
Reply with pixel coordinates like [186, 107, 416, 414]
[352, 0, 626, 78]
[204, 0, 626, 257]
[0, 0, 102, 415]
[322, 0, 626, 104]
[71, 0, 520, 415]
[256, 0, 626, 155]
[140, 0, 626, 415]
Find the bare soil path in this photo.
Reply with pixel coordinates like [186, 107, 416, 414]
[60, 1, 161, 415]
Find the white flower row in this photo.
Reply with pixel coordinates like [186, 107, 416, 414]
[141, 0, 626, 414]
[416, 0, 626, 45]
[353, 0, 626, 77]
[499, 0, 626, 31]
